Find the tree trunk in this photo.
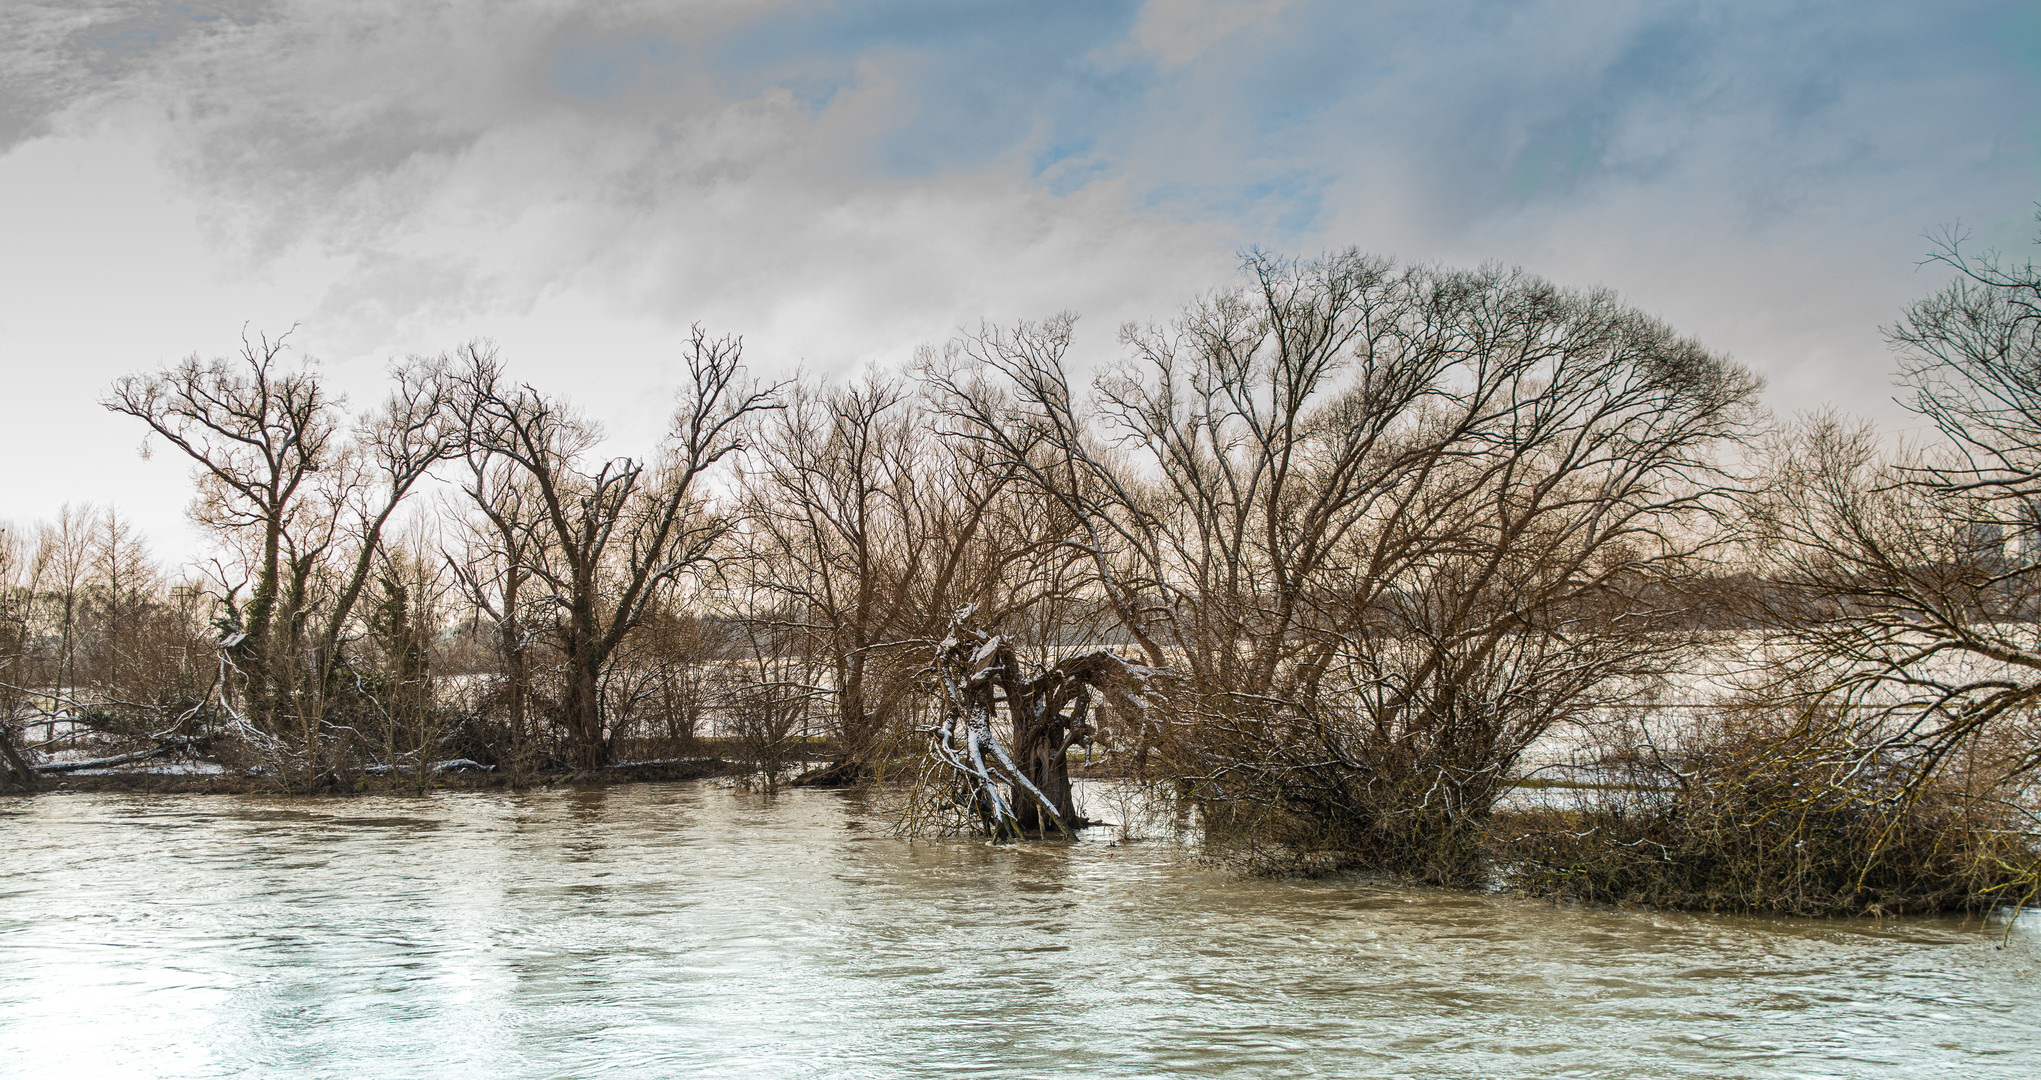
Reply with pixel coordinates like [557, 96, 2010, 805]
[1012, 711, 1078, 833]
[500, 602, 529, 780]
[0, 730, 36, 789]
[563, 659, 607, 770]
[831, 655, 878, 777]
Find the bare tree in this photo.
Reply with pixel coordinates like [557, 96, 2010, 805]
[450, 329, 779, 770]
[88, 508, 160, 702]
[736, 376, 1053, 783]
[445, 455, 549, 777]
[736, 377, 922, 781]
[932, 252, 1760, 876]
[606, 605, 726, 757]
[1751, 226, 2041, 806]
[38, 505, 96, 716]
[364, 528, 455, 791]
[103, 333, 459, 786]
[722, 616, 820, 790]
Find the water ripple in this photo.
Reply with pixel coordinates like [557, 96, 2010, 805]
[1, 783, 2036, 1078]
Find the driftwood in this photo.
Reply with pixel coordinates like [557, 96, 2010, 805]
[23, 728, 215, 775]
[926, 609, 1161, 838]
[362, 758, 495, 775]
[31, 743, 182, 774]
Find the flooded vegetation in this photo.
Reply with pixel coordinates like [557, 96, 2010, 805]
[8, 6, 2040, 1076]
[3, 782, 2036, 1078]
[2, 240, 2041, 1080]
[8, 244, 2041, 920]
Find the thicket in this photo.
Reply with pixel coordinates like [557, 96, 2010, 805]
[1500, 705, 2039, 915]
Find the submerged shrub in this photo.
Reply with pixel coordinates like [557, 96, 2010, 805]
[1498, 708, 2041, 916]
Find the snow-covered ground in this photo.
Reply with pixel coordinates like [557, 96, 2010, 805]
[62, 761, 230, 777]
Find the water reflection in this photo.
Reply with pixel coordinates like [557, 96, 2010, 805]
[2, 782, 2036, 1078]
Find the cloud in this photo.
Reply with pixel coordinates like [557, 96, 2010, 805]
[15, 2, 2033, 297]
[0, 0, 2037, 556]
[2, 2, 1232, 349]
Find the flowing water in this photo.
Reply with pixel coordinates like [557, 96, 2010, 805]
[2, 781, 2036, 1079]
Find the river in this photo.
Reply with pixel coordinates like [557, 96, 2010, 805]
[2, 781, 2036, 1078]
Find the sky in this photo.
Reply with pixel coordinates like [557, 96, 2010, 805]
[2, 0, 2038, 565]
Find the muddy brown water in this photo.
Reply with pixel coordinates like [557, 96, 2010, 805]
[2, 781, 2036, 1078]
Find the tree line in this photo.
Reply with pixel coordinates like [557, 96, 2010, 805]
[5, 237, 2040, 916]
